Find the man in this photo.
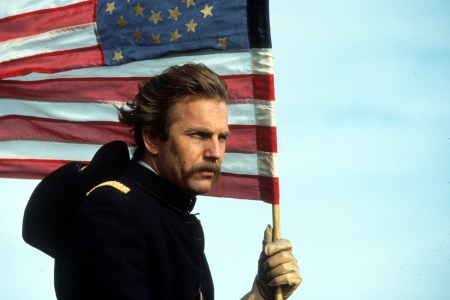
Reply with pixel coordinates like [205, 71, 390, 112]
[41, 63, 301, 299]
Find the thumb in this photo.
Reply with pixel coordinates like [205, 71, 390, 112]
[262, 224, 273, 250]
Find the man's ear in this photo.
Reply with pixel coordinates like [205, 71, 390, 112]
[142, 129, 160, 155]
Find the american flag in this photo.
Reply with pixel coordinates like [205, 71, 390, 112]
[0, 0, 279, 204]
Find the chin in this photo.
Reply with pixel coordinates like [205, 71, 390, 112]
[192, 186, 213, 196]
[187, 181, 213, 196]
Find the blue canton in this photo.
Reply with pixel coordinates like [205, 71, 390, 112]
[96, 0, 250, 65]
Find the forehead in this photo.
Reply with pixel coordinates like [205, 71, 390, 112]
[168, 97, 228, 126]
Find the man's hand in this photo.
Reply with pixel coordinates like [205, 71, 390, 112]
[242, 225, 301, 300]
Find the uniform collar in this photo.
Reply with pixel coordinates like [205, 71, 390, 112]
[123, 162, 197, 214]
[137, 160, 158, 175]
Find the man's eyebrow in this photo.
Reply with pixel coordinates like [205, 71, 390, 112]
[186, 127, 212, 134]
[186, 128, 230, 137]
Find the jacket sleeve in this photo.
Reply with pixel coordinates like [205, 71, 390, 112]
[55, 186, 151, 300]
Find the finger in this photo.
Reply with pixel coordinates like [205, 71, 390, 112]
[262, 224, 272, 249]
[265, 260, 299, 282]
[264, 238, 292, 256]
[268, 269, 302, 287]
[263, 251, 296, 270]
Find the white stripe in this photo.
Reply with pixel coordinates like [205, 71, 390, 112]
[0, 0, 87, 19]
[1, 99, 274, 126]
[0, 23, 97, 62]
[223, 152, 278, 177]
[6, 49, 274, 80]
[0, 140, 278, 176]
[228, 101, 276, 126]
[0, 141, 105, 161]
[257, 151, 279, 177]
[251, 48, 274, 75]
[0, 99, 120, 122]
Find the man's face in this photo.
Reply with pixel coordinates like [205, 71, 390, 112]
[148, 97, 229, 195]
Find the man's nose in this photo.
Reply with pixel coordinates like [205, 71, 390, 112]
[204, 138, 223, 159]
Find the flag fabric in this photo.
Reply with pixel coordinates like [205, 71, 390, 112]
[0, 0, 279, 204]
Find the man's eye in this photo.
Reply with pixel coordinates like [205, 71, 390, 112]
[219, 135, 228, 142]
[190, 132, 208, 139]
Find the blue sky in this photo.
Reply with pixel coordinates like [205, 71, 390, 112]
[1, 1, 449, 299]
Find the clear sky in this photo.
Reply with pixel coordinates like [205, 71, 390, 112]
[1, 1, 450, 299]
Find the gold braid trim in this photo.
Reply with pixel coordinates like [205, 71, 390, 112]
[86, 181, 130, 196]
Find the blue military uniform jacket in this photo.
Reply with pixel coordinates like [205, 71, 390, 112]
[54, 162, 214, 299]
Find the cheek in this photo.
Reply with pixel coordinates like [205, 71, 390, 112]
[181, 154, 197, 172]
[169, 145, 193, 174]
[168, 138, 204, 173]
[178, 144, 201, 166]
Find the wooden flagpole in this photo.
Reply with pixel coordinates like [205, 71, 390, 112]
[272, 203, 283, 300]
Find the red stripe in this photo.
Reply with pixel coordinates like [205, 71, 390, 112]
[207, 173, 279, 204]
[0, 159, 83, 179]
[0, 77, 139, 102]
[0, 116, 133, 145]
[0, 46, 103, 79]
[0, 159, 278, 203]
[0, 116, 277, 153]
[0, 74, 273, 102]
[228, 124, 278, 153]
[0, 1, 95, 42]
[222, 74, 274, 101]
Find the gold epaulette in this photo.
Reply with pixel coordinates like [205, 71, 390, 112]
[86, 181, 130, 196]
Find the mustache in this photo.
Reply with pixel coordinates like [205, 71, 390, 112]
[183, 161, 221, 182]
